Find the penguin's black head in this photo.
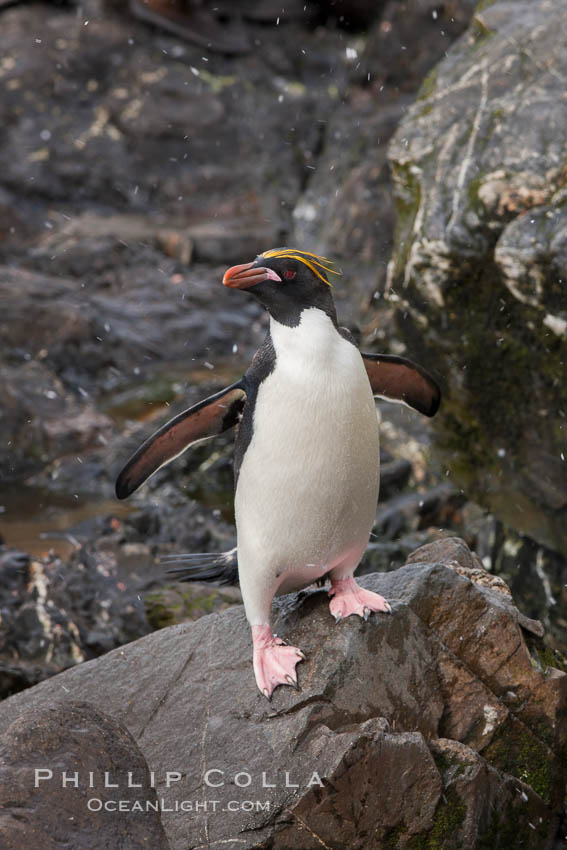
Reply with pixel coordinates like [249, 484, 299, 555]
[223, 247, 339, 327]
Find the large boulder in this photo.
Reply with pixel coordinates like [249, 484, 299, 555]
[0, 539, 565, 848]
[387, 0, 567, 557]
[0, 701, 170, 849]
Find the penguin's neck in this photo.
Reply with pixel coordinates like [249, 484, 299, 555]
[263, 291, 337, 328]
[269, 307, 344, 366]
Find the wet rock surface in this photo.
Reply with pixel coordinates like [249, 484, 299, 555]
[0, 489, 246, 699]
[0, 0, 479, 688]
[0, 538, 564, 849]
[0, 0, 479, 483]
[0, 701, 170, 849]
[0, 543, 151, 699]
[388, 0, 567, 560]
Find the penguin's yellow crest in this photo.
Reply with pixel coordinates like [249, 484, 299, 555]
[261, 248, 340, 286]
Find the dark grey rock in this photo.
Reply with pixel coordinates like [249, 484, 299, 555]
[292, 0, 477, 320]
[388, 0, 567, 558]
[352, 0, 478, 92]
[0, 545, 151, 699]
[357, 532, 433, 575]
[0, 539, 564, 849]
[0, 701, 170, 850]
[0, 358, 113, 482]
[0, 0, 351, 486]
[379, 457, 412, 498]
[0, 1, 346, 253]
[0, 261, 262, 483]
[373, 482, 465, 539]
[490, 528, 567, 652]
[0, 263, 260, 395]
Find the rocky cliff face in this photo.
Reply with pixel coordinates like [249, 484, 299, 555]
[0, 539, 565, 849]
[0, 0, 478, 486]
[387, 0, 567, 558]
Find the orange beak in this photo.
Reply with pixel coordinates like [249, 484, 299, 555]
[223, 262, 282, 289]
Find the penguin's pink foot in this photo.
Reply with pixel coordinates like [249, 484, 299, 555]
[329, 576, 391, 622]
[252, 625, 305, 699]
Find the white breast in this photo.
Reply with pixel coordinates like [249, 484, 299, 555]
[236, 308, 380, 592]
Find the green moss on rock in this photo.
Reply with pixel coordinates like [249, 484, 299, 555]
[406, 789, 467, 850]
[388, 0, 567, 564]
[381, 824, 408, 850]
[405, 259, 567, 557]
[145, 586, 238, 630]
[526, 633, 567, 677]
[145, 590, 182, 629]
[482, 718, 556, 804]
[471, 14, 496, 44]
[390, 162, 422, 281]
[417, 67, 438, 102]
[379, 788, 466, 849]
[477, 800, 547, 849]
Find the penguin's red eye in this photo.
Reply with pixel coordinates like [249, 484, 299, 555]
[284, 269, 296, 280]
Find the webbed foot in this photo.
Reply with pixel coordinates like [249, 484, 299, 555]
[329, 576, 391, 621]
[252, 625, 305, 699]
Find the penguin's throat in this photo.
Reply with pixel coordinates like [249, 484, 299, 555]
[269, 308, 345, 364]
[260, 291, 337, 328]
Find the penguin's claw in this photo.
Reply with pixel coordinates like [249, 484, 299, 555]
[328, 577, 391, 622]
[252, 625, 305, 699]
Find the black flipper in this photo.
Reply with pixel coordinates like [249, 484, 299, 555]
[361, 353, 441, 417]
[115, 381, 246, 499]
[160, 547, 239, 585]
